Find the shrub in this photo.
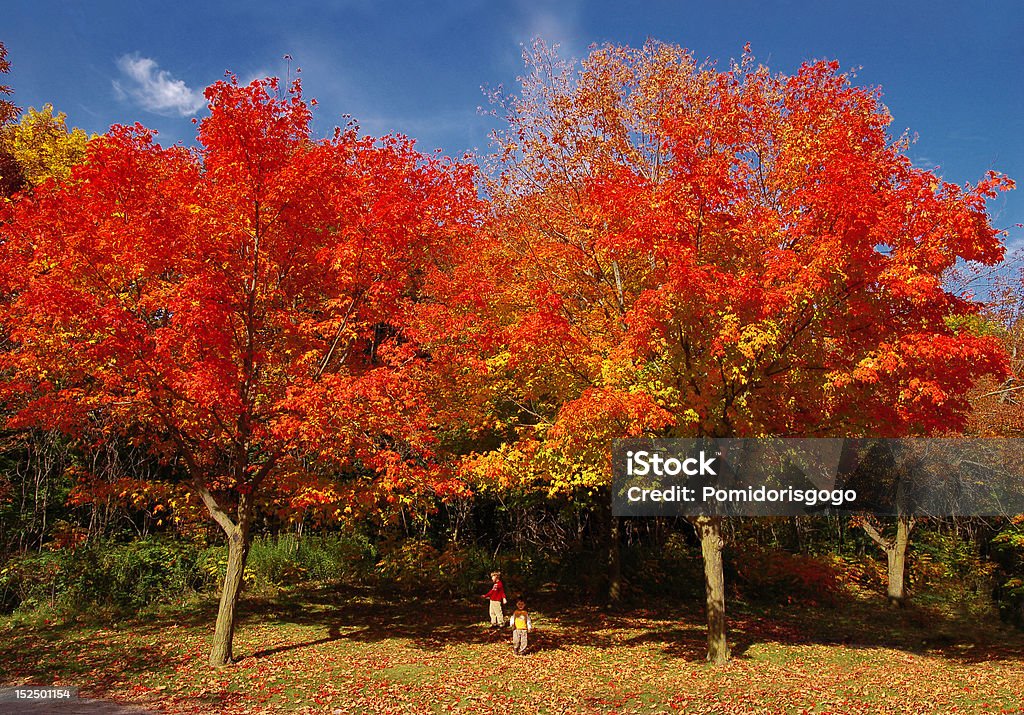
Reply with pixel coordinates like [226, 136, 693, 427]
[0, 537, 205, 615]
[0, 550, 62, 613]
[825, 553, 887, 594]
[375, 538, 499, 597]
[201, 533, 376, 590]
[729, 546, 841, 606]
[621, 532, 705, 601]
[991, 526, 1024, 627]
[196, 545, 257, 591]
[908, 528, 996, 614]
[296, 533, 375, 581]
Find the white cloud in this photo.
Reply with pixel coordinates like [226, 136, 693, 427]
[113, 54, 205, 117]
[513, 1, 584, 60]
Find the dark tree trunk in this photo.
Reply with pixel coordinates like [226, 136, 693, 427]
[694, 515, 730, 664]
[608, 514, 621, 606]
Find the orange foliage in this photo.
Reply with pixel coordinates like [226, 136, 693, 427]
[474, 41, 1013, 491]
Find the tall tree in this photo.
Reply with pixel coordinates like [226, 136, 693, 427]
[477, 41, 1012, 663]
[0, 77, 478, 666]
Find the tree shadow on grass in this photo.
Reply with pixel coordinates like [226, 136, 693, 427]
[12, 583, 1022, 675]
[230, 584, 1024, 664]
[616, 625, 711, 660]
[207, 583, 625, 658]
[509, 596, 1024, 665]
[721, 596, 1024, 664]
[0, 626, 178, 692]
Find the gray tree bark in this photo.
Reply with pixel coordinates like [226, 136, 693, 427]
[208, 519, 252, 666]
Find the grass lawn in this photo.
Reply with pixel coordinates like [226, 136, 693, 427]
[1, 586, 1023, 714]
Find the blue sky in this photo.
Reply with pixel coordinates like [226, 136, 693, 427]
[4, 1, 1023, 258]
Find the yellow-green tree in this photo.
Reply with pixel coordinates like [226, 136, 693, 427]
[1, 105, 89, 188]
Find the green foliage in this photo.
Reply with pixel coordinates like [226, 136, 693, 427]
[0, 538, 204, 614]
[909, 528, 996, 616]
[0, 431, 76, 554]
[195, 545, 256, 591]
[944, 313, 1008, 339]
[621, 533, 705, 601]
[75, 539, 203, 610]
[0, 549, 61, 613]
[242, 533, 375, 588]
[991, 525, 1024, 627]
[375, 538, 496, 596]
[1, 532, 379, 617]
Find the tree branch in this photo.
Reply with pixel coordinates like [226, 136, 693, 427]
[860, 518, 890, 550]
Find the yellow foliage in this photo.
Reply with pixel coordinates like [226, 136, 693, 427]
[1, 104, 90, 187]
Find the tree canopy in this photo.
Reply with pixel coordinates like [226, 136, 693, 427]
[1, 104, 89, 188]
[471, 41, 1014, 661]
[0, 76, 479, 664]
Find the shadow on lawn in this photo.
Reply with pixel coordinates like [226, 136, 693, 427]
[6, 583, 1022, 679]
[229, 583, 1024, 665]
[620, 599, 1024, 664]
[229, 584, 622, 657]
[0, 623, 177, 690]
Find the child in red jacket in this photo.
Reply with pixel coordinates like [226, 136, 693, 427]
[482, 571, 506, 627]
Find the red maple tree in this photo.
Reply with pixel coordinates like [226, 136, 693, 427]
[0, 77, 478, 665]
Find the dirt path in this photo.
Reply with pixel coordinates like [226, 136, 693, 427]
[0, 700, 153, 714]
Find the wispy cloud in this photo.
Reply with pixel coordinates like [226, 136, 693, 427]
[510, 1, 585, 61]
[113, 54, 205, 117]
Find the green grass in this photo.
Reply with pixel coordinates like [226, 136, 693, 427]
[1, 585, 1023, 714]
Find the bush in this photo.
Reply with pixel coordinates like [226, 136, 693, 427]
[825, 553, 886, 594]
[376, 538, 496, 597]
[621, 532, 705, 601]
[196, 545, 257, 591]
[0, 549, 62, 613]
[729, 546, 841, 606]
[991, 526, 1024, 627]
[906, 528, 997, 615]
[195, 533, 375, 591]
[243, 533, 375, 587]
[0, 531, 378, 617]
[297, 533, 375, 581]
[0, 537, 205, 615]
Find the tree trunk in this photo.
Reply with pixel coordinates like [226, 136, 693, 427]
[885, 514, 912, 606]
[608, 514, 622, 606]
[209, 521, 251, 666]
[694, 515, 730, 664]
[860, 513, 914, 608]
